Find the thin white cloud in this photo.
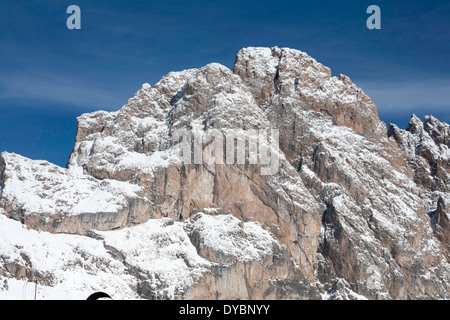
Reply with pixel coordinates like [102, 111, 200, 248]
[0, 72, 130, 110]
[357, 77, 450, 114]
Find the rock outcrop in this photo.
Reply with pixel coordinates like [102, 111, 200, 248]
[0, 47, 449, 299]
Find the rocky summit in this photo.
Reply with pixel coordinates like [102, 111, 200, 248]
[0, 47, 449, 300]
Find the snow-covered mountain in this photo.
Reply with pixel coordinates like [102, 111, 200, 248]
[0, 47, 449, 299]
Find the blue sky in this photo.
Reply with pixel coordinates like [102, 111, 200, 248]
[0, 0, 449, 167]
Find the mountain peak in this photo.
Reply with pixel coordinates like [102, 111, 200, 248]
[1, 47, 449, 300]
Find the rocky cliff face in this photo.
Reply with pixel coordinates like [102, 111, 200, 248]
[0, 47, 449, 300]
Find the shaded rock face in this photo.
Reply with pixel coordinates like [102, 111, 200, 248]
[0, 47, 449, 299]
[388, 115, 450, 265]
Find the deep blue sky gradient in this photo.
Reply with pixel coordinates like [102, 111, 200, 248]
[0, 0, 449, 167]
